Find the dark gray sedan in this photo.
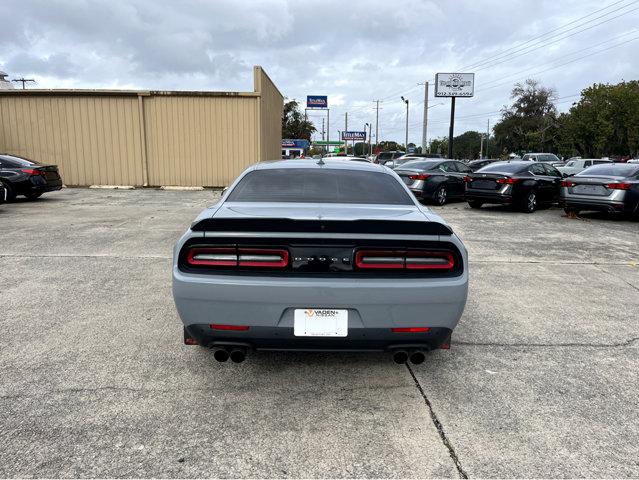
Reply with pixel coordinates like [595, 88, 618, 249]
[560, 163, 639, 217]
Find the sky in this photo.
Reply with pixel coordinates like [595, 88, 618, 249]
[1, 0, 638, 146]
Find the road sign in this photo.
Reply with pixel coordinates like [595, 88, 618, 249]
[307, 95, 328, 108]
[341, 131, 366, 141]
[435, 73, 475, 97]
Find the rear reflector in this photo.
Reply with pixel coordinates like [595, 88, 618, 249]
[187, 247, 289, 268]
[605, 182, 631, 190]
[496, 177, 519, 185]
[560, 180, 576, 187]
[391, 327, 431, 333]
[356, 250, 455, 270]
[210, 324, 250, 331]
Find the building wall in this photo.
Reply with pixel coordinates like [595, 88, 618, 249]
[0, 66, 282, 187]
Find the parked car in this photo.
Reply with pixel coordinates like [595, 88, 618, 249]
[397, 153, 443, 160]
[172, 159, 468, 364]
[0, 182, 6, 204]
[394, 159, 473, 206]
[464, 161, 562, 213]
[560, 163, 639, 217]
[626, 159, 639, 164]
[0, 154, 63, 200]
[521, 153, 561, 164]
[557, 158, 612, 177]
[467, 158, 499, 172]
[374, 150, 404, 164]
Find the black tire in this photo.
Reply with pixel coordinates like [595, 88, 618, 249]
[433, 185, 448, 206]
[2, 182, 16, 202]
[468, 200, 483, 209]
[521, 190, 538, 213]
[24, 192, 42, 200]
[564, 207, 579, 215]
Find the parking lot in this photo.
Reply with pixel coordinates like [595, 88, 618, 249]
[0, 188, 637, 478]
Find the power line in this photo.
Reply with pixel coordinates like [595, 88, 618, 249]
[461, 0, 639, 70]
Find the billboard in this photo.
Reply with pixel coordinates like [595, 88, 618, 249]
[342, 131, 366, 141]
[307, 95, 328, 108]
[435, 73, 475, 97]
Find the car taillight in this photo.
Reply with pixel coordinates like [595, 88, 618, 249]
[391, 327, 431, 333]
[186, 247, 289, 268]
[560, 180, 576, 187]
[21, 169, 42, 175]
[463, 176, 472, 183]
[408, 174, 431, 180]
[355, 250, 455, 270]
[605, 182, 631, 190]
[496, 177, 519, 184]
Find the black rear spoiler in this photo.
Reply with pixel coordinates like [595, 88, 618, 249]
[191, 218, 453, 236]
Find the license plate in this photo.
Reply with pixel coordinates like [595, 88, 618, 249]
[294, 309, 348, 337]
[472, 180, 496, 189]
[574, 185, 605, 195]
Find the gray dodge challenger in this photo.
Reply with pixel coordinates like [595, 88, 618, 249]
[172, 159, 468, 364]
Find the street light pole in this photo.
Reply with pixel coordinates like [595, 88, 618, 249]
[401, 96, 409, 151]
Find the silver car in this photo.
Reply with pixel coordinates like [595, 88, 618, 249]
[172, 159, 468, 364]
[560, 163, 639, 216]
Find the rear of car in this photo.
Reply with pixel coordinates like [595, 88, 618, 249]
[395, 160, 471, 205]
[557, 159, 612, 177]
[172, 160, 468, 362]
[0, 154, 63, 200]
[560, 163, 639, 217]
[522, 153, 561, 164]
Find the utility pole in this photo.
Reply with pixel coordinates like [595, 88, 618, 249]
[326, 109, 330, 148]
[375, 100, 379, 153]
[401, 96, 409, 151]
[321, 118, 325, 142]
[344, 112, 348, 154]
[368, 123, 372, 155]
[486, 118, 490, 158]
[479, 134, 484, 159]
[420, 82, 429, 152]
[12, 78, 35, 89]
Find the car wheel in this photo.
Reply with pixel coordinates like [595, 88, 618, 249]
[2, 182, 16, 202]
[564, 207, 579, 215]
[434, 185, 447, 206]
[468, 200, 483, 209]
[522, 191, 537, 213]
[24, 192, 42, 200]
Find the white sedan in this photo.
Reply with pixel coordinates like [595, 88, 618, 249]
[557, 158, 612, 176]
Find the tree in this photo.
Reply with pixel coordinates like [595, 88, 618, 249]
[493, 79, 558, 154]
[428, 131, 486, 159]
[282, 99, 316, 140]
[557, 81, 639, 158]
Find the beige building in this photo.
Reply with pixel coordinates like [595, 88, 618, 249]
[0, 66, 283, 187]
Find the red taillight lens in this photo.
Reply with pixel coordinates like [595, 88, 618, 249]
[21, 169, 42, 175]
[496, 177, 518, 185]
[187, 247, 237, 266]
[391, 327, 431, 333]
[210, 324, 250, 331]
[463, 176, 472, 183]
[605, 182, 631, 190]
[238, 248, 288, 268]
[186, 247, 289, 268]
[560, 180, 576, 187]
[408, 174, 431, 180]
[355, 250, 455, 271]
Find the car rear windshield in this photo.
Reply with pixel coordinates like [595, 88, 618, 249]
[377, 152, 394, 160]
[397, 160, 439, 170]
[0, 154, 42, 167]
[227, 168, 414, 205]
[476, 162, 526, 174]
[576, 164, 639, 177]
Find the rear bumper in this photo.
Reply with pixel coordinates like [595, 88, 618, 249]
[185, 324, 453, 352]
[560, 198, 630, 213]
[465, 190, 513, 204]
[173, 268, 468, 351]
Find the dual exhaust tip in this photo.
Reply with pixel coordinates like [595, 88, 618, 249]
[213, 348, 246, 363]
[393, 350, 425, 365]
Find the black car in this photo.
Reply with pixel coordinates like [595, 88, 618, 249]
[0, 182, 6, 204]
[0, 154, 63, 201]
[465, 161, 562, 213]
[395, 159, 472, 205]
[468, 158, 499, 172]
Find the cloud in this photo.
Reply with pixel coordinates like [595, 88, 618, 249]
[0, 0, 637, 142]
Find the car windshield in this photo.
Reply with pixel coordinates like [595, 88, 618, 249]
[377, 152, 394, 160]
[396, 160, 439, 170]
[476, 162, 526, 174]
[227, 168, 414, 205]
[576, 164, 639, 177]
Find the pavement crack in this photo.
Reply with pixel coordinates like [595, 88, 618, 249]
[454, 336, 639, 349]
[593, 264, 639, 293]
[406, 363, 469, 479]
